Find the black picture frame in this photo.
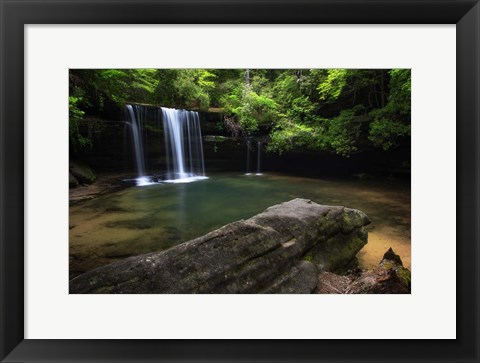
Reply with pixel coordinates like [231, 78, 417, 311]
[1, 0, 478, 362]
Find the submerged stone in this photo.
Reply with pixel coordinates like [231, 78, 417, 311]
[104, 220, 152, 230]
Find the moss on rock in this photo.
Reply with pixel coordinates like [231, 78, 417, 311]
[70, 160, 96, 184]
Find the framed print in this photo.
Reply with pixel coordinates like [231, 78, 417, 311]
[1, 0, 479, 362]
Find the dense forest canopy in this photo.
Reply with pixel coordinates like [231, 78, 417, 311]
[69, 68, 410, 157]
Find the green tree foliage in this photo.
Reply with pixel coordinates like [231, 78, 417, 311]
[172, 69, 216, 110]
[269, 121, 316, 154]
[70, 69, 159, 107]
[220, 85, 278, 133]
[266, 69, 410, 156]
[368, 69, 411, 150]
[316, 69, 348, 101]
[69, 68, 410, 156]
[69, 96, 90, 151]
[69, 68, 214, 149]
[219, 70, 278, 133]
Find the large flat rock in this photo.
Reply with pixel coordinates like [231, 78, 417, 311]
[70, 198, 370, 294]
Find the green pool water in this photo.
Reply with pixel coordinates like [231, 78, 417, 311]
[69, 172, 411, 279]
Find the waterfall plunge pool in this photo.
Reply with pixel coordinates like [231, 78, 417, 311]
[69, 172, 411, 279]
[132, 174, 209, 186]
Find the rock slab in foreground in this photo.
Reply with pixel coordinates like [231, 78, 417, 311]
[70, 198, 370, 294]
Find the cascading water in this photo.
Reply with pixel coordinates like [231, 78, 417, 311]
[161, 107, 207, 183]
[245, 139, 263, 176]
[125, 104, 153, 186]
[125, 104, 207, 186]
[245, 139, 252, 175]
[256, 141, 263, 175]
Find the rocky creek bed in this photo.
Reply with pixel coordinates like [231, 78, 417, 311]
[69, 198, 410, 294]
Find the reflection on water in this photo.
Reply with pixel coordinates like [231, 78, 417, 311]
[69, 172, 410, 279]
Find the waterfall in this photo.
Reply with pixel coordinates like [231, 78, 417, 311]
[125, 104, 207, 186]
[246, 139, 252, 175]
[256, 141, 262, 175]
[161, 107, 207, 183]
[245, 139, 263, 176]
[125, 105, 153, 186]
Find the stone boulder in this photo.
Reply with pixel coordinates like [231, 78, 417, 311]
[69, 198, 370, 294]
[69, 160, 96, 184]
[345, 248, 411, 294]
[315, 247, 411, 294]
[69, 172, 79, 188]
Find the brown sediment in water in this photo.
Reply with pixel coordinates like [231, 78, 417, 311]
[69, 172, 410, 279]
[69, 172, 132, 205]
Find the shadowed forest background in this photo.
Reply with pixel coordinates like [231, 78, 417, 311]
[69, 69, 410, 173]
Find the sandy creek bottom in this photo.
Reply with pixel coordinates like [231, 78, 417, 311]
[69, 172, 411, 279]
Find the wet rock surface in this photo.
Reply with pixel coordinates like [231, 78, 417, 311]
[70, 198, 370, 294]
[69, 172, 131, 205]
